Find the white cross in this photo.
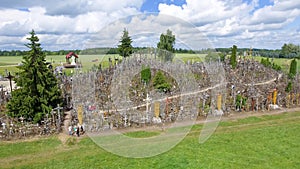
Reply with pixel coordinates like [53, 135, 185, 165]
[144, 93, 152, 114]
[19, 116, 24, 123]
[2, 123, 6, 130]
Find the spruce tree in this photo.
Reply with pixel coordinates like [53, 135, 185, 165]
[230, 45, 237, 69]
[288, 58, 297, 79]
[118, 28, 133, 58]
[7, 30, 61, 123]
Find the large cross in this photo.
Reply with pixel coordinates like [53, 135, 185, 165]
[5, 72, 14, 92]
[53, 104, 63, 131]
[144, 93, 151, 114]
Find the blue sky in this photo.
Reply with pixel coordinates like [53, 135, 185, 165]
[141, 0, 187, 12]
[0, 0, 299, 50]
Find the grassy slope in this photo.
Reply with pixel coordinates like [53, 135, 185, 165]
[253, 56, 300, 74]
[0, 111, 299, 169]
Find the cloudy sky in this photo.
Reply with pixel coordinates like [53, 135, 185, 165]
[0, 0, 300, 50]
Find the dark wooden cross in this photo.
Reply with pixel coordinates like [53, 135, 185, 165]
[5, 72, 14, 92]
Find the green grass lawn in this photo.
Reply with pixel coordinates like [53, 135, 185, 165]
[0, 111, 299, 168]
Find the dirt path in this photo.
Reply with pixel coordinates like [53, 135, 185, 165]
[219, 106, 300, 122]
[0, 65, 18, 68]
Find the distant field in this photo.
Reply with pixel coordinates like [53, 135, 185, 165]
[0, 111, 299, 168]
[174, 53, 206, 62]
[0, 54, 118, 76]
[0, 53, 204, 76]
[0, 54, 299, 76]
[253, 56, 300, 74]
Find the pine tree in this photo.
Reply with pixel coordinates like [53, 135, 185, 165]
[118, 28, 133, 58]
[230, 45, 237, 69]
[7, 30, 61, 123]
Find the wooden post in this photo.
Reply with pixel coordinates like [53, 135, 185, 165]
[273, 89, 277, 105]
[217, 94, 222, 111]
[287, 94, 290, 108]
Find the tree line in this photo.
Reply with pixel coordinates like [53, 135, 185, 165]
[1, 43, 300, 59]
[0, 49, 82, 56]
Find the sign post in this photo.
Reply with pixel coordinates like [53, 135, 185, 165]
[77, 105, 83, 125]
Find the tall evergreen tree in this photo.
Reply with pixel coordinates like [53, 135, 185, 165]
[157, 29, 175, 61]
[230, 45, 237, 69]
[289, 58, 297, 79]
[7, 30, 61, 123]
[118, 28, 133, 58]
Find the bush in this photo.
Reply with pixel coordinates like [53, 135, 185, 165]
[153, 71, 172, 92]
[285, 81, 293, 92]
[141, 66, 151, 84]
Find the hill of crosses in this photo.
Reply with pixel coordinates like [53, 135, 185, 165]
[0, 48, 299, 140]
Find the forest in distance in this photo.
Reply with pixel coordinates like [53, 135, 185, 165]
[1, 43, 299, 59]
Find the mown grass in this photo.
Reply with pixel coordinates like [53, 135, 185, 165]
[124, 131, 161, 138]
[0, 111, 299, 169]
[0, 136, 61, 158]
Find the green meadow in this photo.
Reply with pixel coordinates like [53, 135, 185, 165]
[0, 111, 299, 168]
[0, 53, 206, 76]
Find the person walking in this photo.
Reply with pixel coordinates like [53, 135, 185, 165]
[76, 126, 80, 137]
[68, 125, 72, 135]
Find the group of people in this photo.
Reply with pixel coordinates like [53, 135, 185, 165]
[68, 124, 84, 137]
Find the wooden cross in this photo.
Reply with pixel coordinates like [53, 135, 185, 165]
[5, 72, 14, 92]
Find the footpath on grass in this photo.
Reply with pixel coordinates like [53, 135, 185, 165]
[66, 107, 300, 137]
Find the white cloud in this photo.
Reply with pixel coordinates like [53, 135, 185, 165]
[0, 0, 144, 50]
[158, 0, 251, 26]
[157, 0, 300, 49]
[0, 0, 300, 50]
[86, 14, 214, 50]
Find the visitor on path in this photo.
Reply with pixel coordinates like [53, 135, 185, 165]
[80, 125, 84, 135]
[73, 126, 77, 136]
[76, 126, 80, 137]
[68, 125, 72, 135]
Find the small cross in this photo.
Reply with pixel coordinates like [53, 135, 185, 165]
[2, 122, 6, 130]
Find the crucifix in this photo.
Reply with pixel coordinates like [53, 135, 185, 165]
[5, 72, 14, 92]
[53, 104, 63, 131]
[144, 93, 151, 114]
[143, 93, 151, 122]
